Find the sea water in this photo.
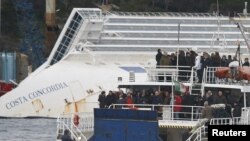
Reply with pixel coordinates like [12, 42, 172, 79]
[0, 118, 56, 141]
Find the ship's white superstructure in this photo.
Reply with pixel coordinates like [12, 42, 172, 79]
[1, 8, 250, 117]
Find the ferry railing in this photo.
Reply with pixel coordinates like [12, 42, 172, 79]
[189, 67, 202, 95]
[65, 122, 87, 141]
[210, 117, 245, 125]
[56, 112, 94, 141]
[204, 67, 217, 84]
[74, 112, 94, 132]
[109, 11, 219, 18]
[71, 122, 88, 141]
[145, 66, 177, 82]
[57, 118, 81, 141]
[145, 66, 193, 83]
[109, 104, 203, 121]
[210, 107, 250, 125]
[186, 125, 207, 141]
[57, 114, 72, 138]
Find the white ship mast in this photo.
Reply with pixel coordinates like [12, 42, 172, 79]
[210, 0, 227, 51]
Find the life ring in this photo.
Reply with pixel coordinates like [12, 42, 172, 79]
[73, 114, 80, 126]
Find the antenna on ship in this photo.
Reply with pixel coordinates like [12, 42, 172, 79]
[230, 2, 250, 53]
[217, 0, 220, 16]
[216, 0, 221, 42]
[210, 0, 227, 52]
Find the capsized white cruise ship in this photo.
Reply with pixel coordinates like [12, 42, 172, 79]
[1, 8, 250, 118]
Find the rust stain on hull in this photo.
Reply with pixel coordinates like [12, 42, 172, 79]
[64, 99, 89, 114]
[32, 99, 44, 113]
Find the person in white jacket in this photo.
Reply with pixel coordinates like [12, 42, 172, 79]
[193, 55, 203, 83]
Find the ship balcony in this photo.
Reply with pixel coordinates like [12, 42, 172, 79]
[144, 66, 250, 86]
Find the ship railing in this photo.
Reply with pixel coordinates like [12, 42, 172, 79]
[186, 125, 207, 141]
[210, 117, 246, 125]
[57, 114, 71, 138]
[78, 9, 103, 19]
[145, 65, 194, 83]
[204, 67, 217, 84]
[57, 120, 87, 141]
[109, 104, 203, 121]
[210, 107, 249, 125]
[67, 112, 94, 132]
[205, 67, 250, 85]
[57, 112, 94, 141]
[109, 11, 220, 18]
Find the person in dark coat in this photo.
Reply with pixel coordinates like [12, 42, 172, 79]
[227, 55, 233, 64]
[182, 92, 194, 119]
[203, 90, 214, 105]
[185, 52, 193, 79]
[156, 49, 162, 66]
[220, 55, 228, 67]
[233, 102, 242, 117]
[105, 91, 114, 108]
[170, 53, 177, 66]
[178, 50, 187, 81]
[98, 91, 106, 108]
[243, 58, 249, 66]
[201, 52, 211, 69]
[213, 91, 227, 105]
[163, 91, 171, 105]
[213, 52, 221, 67]
[139, 92, 148, 104]
[116, 94, 125, 108]
[225, 104, 232, 117]
[61, 130, 74, 141]
[160, 52, 171, 66]
[201, 52, 212, 82]
[152, 91, 162, 112]
[190, 50, 197, 66]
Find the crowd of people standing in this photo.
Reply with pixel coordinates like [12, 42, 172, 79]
[97, 49, 248, 121]
[98, 88, 246, 120]
[156, 49, 250, 83]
